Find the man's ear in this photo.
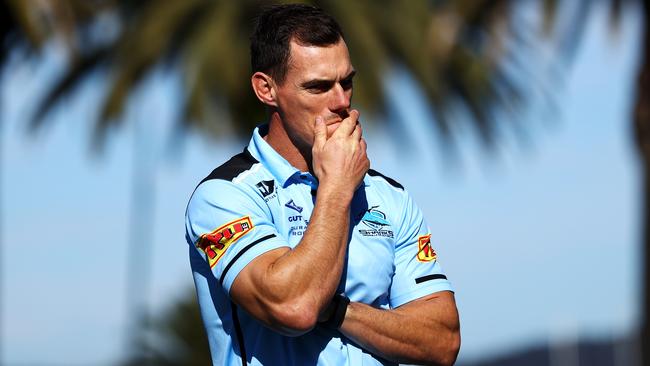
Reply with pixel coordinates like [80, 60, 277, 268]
[251, 72, 278, 107]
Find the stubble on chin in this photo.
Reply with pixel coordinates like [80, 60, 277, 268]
[321, 111, 351, 137]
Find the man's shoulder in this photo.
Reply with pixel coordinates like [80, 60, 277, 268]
[366, 168, 404, 191]
[188, 147, 275, 208]
[198, 148, 260, 186]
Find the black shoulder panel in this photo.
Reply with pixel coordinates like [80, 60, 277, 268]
[198, 148, 259, 185]
[367, 169, 404, 190]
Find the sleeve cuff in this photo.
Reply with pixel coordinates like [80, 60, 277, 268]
[389, 280, 454, 308]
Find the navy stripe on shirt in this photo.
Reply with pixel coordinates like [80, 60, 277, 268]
[414, 274, 447, 284]
[219, 234, 277, 286]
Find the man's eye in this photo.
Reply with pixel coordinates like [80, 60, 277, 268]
[340, 78, 353, 90]
[307, 83, 331, 92]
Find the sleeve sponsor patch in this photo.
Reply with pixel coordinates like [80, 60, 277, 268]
[196, 216, 253, 268]
[417, 234, 437, 262]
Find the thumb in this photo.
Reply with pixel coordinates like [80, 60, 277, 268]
[313, 116, 326, 147]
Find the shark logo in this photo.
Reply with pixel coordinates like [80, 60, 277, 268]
[361, 207, 390, 230]
[358, 206, 394, 238]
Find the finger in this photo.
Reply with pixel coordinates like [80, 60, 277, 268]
[360, 138, 370, 170]
[351, 122, 362, 142]
[313, 116, 327, 147]
[333, 109, 360, 137]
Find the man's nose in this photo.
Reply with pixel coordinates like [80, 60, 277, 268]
[330, 83, 351, 112]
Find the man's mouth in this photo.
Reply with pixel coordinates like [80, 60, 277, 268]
[323, 111, 350, 125]
[324, 116, 346, 125]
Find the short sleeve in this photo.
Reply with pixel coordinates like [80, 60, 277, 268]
[389, 191, 453, 308]
[185, 179, 288, 294]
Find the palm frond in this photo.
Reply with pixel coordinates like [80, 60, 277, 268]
[30, 0, 542, 149]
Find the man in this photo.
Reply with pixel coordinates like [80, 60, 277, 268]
[185, 4, 460, 365]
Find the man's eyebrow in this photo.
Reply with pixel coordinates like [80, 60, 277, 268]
[301, 79, 333, 89]
[342, 70, 356, 81]
[301, 70, 357, 89]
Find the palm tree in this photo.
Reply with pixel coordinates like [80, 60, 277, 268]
[121, 289, 211, 366]
[7, 0, 650, 364]
[630, 1, 650, 364]
[30, 0, 540, 144]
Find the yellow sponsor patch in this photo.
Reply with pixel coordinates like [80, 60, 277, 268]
[196, 216, 253, 268]
[417, 234, 437, 262]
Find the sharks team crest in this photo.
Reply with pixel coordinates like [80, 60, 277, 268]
[357, 206, 394, 238]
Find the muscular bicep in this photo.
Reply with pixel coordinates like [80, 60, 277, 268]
[186, 179, 303, 334]
[229, 247, 291, 327]
[186, 180, 288, 292]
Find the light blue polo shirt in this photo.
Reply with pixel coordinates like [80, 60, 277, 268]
[185, 124, 453, 366]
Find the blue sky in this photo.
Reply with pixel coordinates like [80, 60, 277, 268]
[0, 4, 642, 365]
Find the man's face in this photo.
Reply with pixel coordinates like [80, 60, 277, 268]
[273, 38, 356, 152]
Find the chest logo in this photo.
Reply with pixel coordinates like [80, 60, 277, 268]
[285, 199, 303, 213]
[361, 207, 390, 229]
[196, 216, 253, 268]
[256, 180, 275, 198]
[358, 206, 394, 238]
[417, 234, 437, 262]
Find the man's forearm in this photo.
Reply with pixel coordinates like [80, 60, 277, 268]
[339, 292, 460, 366]
[265, 187, 353, 318]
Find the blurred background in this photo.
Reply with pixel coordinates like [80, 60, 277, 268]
[0, 0, 646, 365]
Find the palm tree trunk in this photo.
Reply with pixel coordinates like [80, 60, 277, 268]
[123, 101, 156, 363]
[0, 64, 5, 366]
[636, 2, 650, 365]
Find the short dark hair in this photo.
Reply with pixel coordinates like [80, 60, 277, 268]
[250, 4, 344, 84]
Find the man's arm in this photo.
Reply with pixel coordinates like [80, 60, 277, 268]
[230, 110, 369, 336]
[339, 291, 460, 366]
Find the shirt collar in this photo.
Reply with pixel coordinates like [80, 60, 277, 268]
[247, 124, 315, 188]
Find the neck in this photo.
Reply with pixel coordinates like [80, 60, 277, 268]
[263, 112, 311, 172]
